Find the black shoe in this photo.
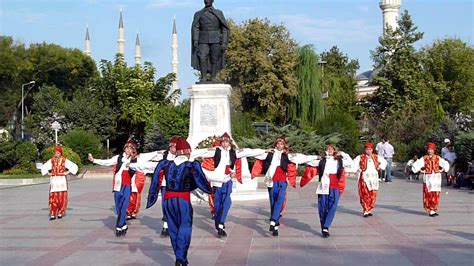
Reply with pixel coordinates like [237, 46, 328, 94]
[429, 213, 436, 217]
[368, 213, 373, 217]
[57, 214, 63, 219]
[272, 230, 279, 236]
[49, 216, 56, 221]
[130, 215, 137, 220]
[269, 225, 275, 232]
[115, 229, 121, 237]
[126, 215, 132, 220]
[122, 227, 128, 236]
[161, 228, 169, 237]
[217, 228, 227, 238]
[363, 213, 369, 218]
[321, 230, 329, 238]
[434, 212, 439, 216]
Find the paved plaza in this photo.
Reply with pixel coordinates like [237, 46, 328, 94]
[1, 175, 473, 266]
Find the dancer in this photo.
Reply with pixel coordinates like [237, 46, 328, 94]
[411, 143, 450, 217]
[41, 145, 78, 220]
[352, 143, 387, 217]
[300, 144, 352, 237]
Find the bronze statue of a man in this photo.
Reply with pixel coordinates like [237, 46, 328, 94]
[191, 0, 229, 82]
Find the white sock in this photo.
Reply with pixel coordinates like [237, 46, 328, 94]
[322, 229, 329, 232]
[429, 210, 435, 215]
[163, 222, 168, 229]
[274, 226, 279, 230]
[270, 221, 276, 226]
[218, 224, 224, 229]
[121, 225, 128, 230]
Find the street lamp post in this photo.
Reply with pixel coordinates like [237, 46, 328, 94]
[21, 81, 35, 140]
[51, 121, 61, 144]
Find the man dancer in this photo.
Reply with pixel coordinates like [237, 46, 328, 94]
[352, 143, 387, 217]
[88, 139, 158, 236]
[300, 144, 352, 238]
[251, 136, 298, 236]
[197, 132, 265, 238]
[411, 143, 450, 217]
[146, 137, 211, 266]
[41, 146, 78, 220]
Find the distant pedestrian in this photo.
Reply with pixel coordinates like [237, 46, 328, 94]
[381, 138, 395, 183]
[405, 155, 419, 181]
[443, 144, 457, 185]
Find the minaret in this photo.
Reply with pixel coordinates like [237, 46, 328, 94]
[117, 10, 125, 55]
[171, 16, 179, 104]
[84, 26, 91, 56]
[135, 32, 141, 66]
[379, 0, 402, 34]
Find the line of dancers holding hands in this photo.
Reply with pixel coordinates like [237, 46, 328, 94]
[41, 133, 448, 266]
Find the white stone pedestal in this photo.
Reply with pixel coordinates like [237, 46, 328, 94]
[187, 83, 232, 149]
[187, 83, 266, 200]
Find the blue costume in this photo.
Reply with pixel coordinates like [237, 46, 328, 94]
[147, 157, 211, 266]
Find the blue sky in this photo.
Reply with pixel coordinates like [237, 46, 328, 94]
[1, 0, 473, 99]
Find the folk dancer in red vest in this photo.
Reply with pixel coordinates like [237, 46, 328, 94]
[194, 132, 266, 238]
[300, 144, 353, 237]
[88, 138, 160, 236]
[411, 143, 450, 217]
[352, 143, 387, 217]
[251, 136, 299, 236]
[41, 145, 78, 220]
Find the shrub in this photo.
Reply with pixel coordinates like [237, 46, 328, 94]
[3, 162, 38, 175]
[41, 146, 82, 167]
[455, 131, 474, 161]
[314, 111, 361, 155]
[61, 129, 102, 163]
[15, 141, 38, 164]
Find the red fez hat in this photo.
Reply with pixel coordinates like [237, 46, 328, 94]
[176, 138, 192, 155]
[53, 145, 63, 154]
[169, 136, 178, 146]
[427, 143, 436, 150]
[221, 132, 231, 142]
[364, 143, 374, 149]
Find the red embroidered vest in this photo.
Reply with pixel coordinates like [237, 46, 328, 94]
[359, 154, 380, 171]
[423, 155, 440, 173]
[51, 157, 66, 176]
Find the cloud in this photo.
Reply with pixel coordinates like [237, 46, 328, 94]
[147, 0, 200, 9]
[276, 14, 380, 44]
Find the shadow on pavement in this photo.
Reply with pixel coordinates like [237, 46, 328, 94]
[378, 204, 426, 216]
[107, 237, 174, 265]
[438, 229, 474, 241]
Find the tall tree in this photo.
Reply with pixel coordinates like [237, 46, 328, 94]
[321, 46, 360, 116]
[219, 18, 298, 124]
[421, 38, 474, 114]
[369, 10, 426, 114]
[288, 45, 324, 128]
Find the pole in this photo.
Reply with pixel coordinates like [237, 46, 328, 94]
[21, 84, 24, 140]
[55, 129, 58, 144]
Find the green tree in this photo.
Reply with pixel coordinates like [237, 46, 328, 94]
[220, 19, 298, 123]
[421, 38, 474, 114]
[61, 129, 102, 163]
[369, 10, 426, 114]
[321, 46, 360, 116]
[288, 45, 324, 128]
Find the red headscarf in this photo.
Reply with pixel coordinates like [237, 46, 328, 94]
[427, 143, 436, 151]
[364, 143, 374, 150]
[53, 145, 63, 155]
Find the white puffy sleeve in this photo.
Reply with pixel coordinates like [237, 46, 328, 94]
[65, 159, 79, 175]
[236, 148, 267, 158]
[290, 154, 319, 165]
[378, 155, 387, 170]
[93, 155, 119, 166]
[191, 148, 216, 159]
[340, 152, 354, 167]
[40, 159, 52, 176]
[129, 161, 158, 174]
[140, 151, 164, 162]
[352, 155, 361, 173]
[411, 158, 425, 173]
[439, 158, 450, 172]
